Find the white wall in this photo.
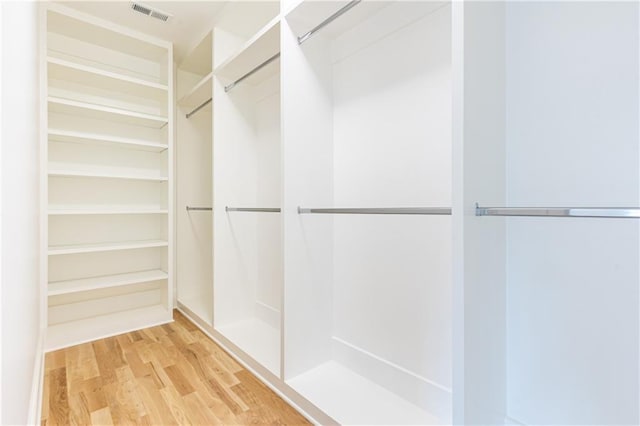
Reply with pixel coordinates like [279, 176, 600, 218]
[505, 3, 639, 424]
[1, 1, 42, 424]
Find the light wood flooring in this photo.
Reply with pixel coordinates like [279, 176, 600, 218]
[41, 311, 311, 425]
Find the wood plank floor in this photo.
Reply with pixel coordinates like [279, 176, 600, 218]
[41, 311, 311, 425]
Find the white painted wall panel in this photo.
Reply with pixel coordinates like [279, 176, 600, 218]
[505, 3, 639, 424]
[1, 2, 41, 424]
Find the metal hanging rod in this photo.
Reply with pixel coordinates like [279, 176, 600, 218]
[297, 0, 362, 45]
[224, 53, 281, 93]
[186, 98, 212, 119]
[475, 204, 640, 218]
[186, 206, 212, 211]
[226, 207, 281, 213]
[298, 207, 451, 215]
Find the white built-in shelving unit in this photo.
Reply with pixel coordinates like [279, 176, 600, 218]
[43, 3, 173, 351]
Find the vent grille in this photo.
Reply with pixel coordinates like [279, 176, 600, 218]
[131, 2, 172, 22]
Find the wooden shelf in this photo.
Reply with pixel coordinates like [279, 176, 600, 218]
[49, 129, 168, 152]
[48, 96, 168, 129]
[287, 361, 441, 425]
[48, 169, 168, 182]
[178, 72, 213, 108]
[48, 239, 168, 256]
[214, 18, 280, 87]
[48, 56, 168, 100]
[49, 269, 168, 296]
[45, 304, 171, 351]
[48, 208, 168, 215]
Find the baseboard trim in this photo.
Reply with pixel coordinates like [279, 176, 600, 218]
[505, 415, 527, 425]
[27, 330, 45, 425]
[332, 335, 452, 422]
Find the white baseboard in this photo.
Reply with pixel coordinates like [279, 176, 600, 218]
[505, 415, 527, 425]
[27, 330, 45, 425]
[254, 301, 280, 329]
[332, 335, 452, 422]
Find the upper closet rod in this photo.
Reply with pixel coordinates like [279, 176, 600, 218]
[297, 0, 361, 45]
[298, 207, 451, 215]
[224, 53, 281, 93]
[226, 207, 281, 213]
[475, 204, 640, 218]
[186, 206, 212, 211]
[186, 98, 212, 119]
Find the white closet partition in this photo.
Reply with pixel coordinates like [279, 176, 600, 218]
[283, 2, 452, 424]
[212, 1, 283, 377]
[176, 31, 214, 326]
[43, 4, 173, 351]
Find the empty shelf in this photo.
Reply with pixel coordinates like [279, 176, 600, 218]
[48, 56, 168, 100]
[48, 208, 168, 215]
[49, 269, 168, 296]
[49, 129, 168, 152]
[287, 361, 441, 425]
[45, 304, 171, 351]
[48, 239, 168, 256]
[48, 169, 168, 182]
[48, 97, 168, 128]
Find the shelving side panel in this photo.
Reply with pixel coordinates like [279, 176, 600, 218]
[455, 2, 507, 424]
[281, 18, 335, 380]
[504, 3, 639, 425]
[176, 65, 213, 324]
[212, 18, 283, 377]
[212, 73, 259, 326]
[255, 76, 282, 319]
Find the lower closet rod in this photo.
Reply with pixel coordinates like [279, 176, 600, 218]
[186, 206, 213, 211]
[297, 207, 451, 215]
[475, 204, 640, 218]
[226, 207, 281, 213]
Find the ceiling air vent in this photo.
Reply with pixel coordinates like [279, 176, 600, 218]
[131, 2, 172, 22]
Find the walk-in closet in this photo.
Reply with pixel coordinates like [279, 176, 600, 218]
[0, 1, 638, 425]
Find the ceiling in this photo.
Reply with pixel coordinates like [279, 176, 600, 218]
[58, 1, 228, 64]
